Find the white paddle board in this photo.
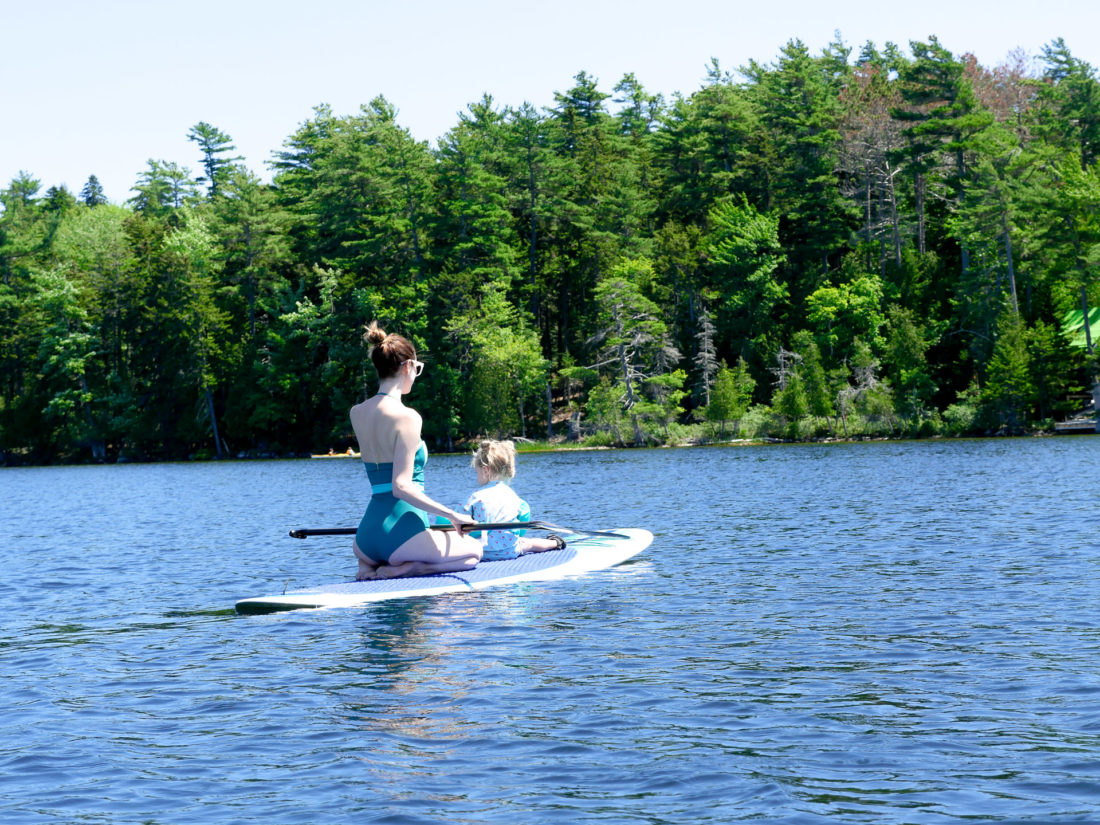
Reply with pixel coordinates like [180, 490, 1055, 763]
[236, 527, 652, 614]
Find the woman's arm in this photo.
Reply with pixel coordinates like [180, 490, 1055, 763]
[390, 411, 472, 527]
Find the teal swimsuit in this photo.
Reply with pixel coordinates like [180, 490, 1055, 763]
[356, 440, 430, 564]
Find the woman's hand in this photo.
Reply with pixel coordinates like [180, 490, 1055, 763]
[447, 510, 476, 533]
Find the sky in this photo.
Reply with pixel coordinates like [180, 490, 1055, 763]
[4, 0, 1099, 205]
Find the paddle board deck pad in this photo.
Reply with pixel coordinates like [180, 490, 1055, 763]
[236, 527, 652, 614]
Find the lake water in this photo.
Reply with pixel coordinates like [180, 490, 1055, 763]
[3, 437, 1100, 824]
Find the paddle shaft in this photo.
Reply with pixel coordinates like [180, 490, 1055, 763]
[289, 521, 532, 539]
[289, 520, 627, 540]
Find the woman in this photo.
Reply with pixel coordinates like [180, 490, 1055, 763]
[350, 322, 482, 580]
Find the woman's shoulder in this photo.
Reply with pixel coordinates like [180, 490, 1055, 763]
[395, 405, 423, 432]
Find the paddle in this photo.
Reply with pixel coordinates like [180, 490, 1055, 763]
[289, 520, 628, 540]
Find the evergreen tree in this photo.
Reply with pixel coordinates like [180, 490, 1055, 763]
[770, 347, 808, 438]
[588, 258, 679, 445]
[444, 286, 547, 439]
[1027, 319, 1081, 421]
[792, 329, 834, 421]
[501, 102, 559, 348]
[983, 308, 1035, 431]
[706, 196, 787, 365]
[80, 175, 107, 207]
[433, 95, 519, 317]
[707, 357, 755, 436]
[188, 121, 242, 199]
[893, 37, 994, 257]
[1034, 39, 1100, 170]
[883, 304, 938, 425]
[549, 72, 646, 356]
[129, 160, 201, 216]
[653, 61, 764, 226]
[744, 39, 855, 293]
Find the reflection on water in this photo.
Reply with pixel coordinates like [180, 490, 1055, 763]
[2, 438, 1100, 823]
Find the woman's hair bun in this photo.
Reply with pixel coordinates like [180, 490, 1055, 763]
[364, 321, 387, 346]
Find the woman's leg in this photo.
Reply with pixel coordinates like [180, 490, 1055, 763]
[373, 529, 483, 579]
[353, 539, 383, 581]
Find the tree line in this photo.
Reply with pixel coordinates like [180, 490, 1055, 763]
[3, 35, 1100, 463]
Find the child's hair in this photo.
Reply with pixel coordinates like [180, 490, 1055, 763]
[471, 439, 516, 481]
[363, 320, 416, 379]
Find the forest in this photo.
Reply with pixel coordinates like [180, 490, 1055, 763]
[3, 35, 1100, 464]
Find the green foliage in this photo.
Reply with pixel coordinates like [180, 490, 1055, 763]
[706, 196, 787, 360]
[188, 122, 242, 199]
[129, 160, 201, 216]
[584, 378, 627, 443]
[792, 330, 833, 420]
[80, 175, 107, 207]
[884, 304, 937, 425]
[943, 379, 983, 434]
[806, 255, 885, 361]
[983, 308, 1035, 431]
[706, 357, 755, 436]
[445, 286, 547, 439]
[6, 36, 1100, 462]
[1027, 319, 1083, 420]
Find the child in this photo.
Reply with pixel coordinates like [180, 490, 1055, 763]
[461, 440, 565, 561]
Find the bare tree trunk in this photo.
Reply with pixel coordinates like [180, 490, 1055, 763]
[1081, 286, 1100, 430]
[915, 171, 926, 255]
[517, 383, 527, 439]
[205, 387, 224, 460]
[888, 166, 902, 267]
[1003, 212, 1019, 313]
[546, 382, 553, 441]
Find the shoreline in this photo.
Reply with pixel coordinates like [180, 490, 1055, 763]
[4, 427, 1096, 468]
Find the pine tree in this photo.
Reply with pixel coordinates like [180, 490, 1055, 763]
[588, 258, 680, 445]
[893, 37, 994, 256]
[706, 196, 787, 363]
[188, 122, 242, 199]
[1034, 39, 1100, 170]
[80, 175, 107, 207]
[793, 329, 833, 422]
[129, 160, 200, 215]
[433, 95, 519, 316]
[744, 39, 855, 295]
[983, 308, 1035, 431]
[707, 357, 755, 436]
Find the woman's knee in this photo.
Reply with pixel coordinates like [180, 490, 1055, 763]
[448, 533, 483, 561]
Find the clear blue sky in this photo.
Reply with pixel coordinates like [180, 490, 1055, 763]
[4, 0, 1098, 204]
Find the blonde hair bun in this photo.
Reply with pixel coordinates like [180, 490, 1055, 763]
[472, 439, 517, 480]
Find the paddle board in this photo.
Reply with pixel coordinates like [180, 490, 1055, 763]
[235, 527, 651, 614]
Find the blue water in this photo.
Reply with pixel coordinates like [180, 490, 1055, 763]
[4, 437, 1100, 823]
